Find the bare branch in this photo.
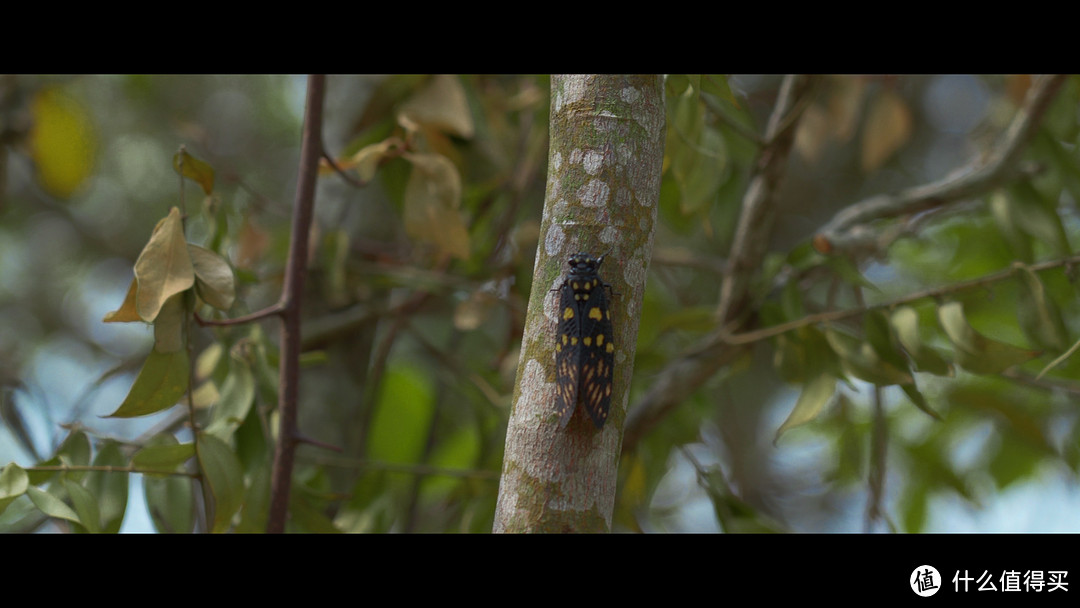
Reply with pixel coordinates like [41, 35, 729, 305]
[625, 76, 817, 451]
[266, 74, 326, 534]
[194, 303, 285, 327]
[815, 74, 1068, 255]
[717, 74, 818, 324]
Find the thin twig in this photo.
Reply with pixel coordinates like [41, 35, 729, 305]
[27, 464, 200, 478]
[194, 303, 284, 327]
[865, 386, 887, 532]
[321, 147, 366, 188]
[719, 256, 1080, 346]
[717, 74, 816, 324]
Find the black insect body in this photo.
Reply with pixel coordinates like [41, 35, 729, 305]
[554, 252, 616, 429]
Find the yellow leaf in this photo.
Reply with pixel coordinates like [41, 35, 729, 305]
[236, 213, 269, 269]
[827, 75, 866, 142]
[172, 148, 215, 195]
[135, 207, 194, 323]
[861, 89, 911, 172]
[403, 153, 470, 260]
[793, 104, 829, 163]
[397, 75, 474, 139]
[103, 278, 142, 323]
[28, 87, 97, 199]
[347, 139, 397, 183]
[188, 244, 235, 311]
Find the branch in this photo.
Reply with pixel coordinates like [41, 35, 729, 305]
[719, 256, 1080, 346]
[27, 464, 199, 478]
[717, 74, 817, 324]
[266, 74, 326, 534]
[814, 74, 1068, 255]
[193, 303, 284, 327]
[321, 146, 367, 188]
[624, 76, 817, 451]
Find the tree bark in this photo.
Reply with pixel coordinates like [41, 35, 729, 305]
[493, 75, 665, 533]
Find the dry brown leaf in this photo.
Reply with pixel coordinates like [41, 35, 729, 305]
[861, 89, 912, 173]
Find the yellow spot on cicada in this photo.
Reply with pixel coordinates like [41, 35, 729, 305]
[563, 307, 575, 320]
[583, 281, 592, 290]
[572, 281, 580, 290]
[561, 334, 569, 345]
[596, 334, 604, 346]
[589, 307, 603, 321]
[570, 337, 578, 346]
[583, 337, 592, 346]
[606, 342, 615, 353]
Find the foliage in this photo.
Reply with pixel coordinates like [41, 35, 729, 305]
[1, 74, 1079, 533]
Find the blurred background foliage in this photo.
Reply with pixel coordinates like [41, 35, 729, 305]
[2, 74, 1080, 533]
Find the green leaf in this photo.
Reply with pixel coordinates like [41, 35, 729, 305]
[889, 306, 953, 376]
[825, 256, 879, 292]
[173, 148, 215, 195]
[132, 440, 195, 474]
[0, 463, 29, 516]
[197, 433, 244, 533]
[85, 441, 128, 533]
[1015, 265, 1069, 353]
[900, 383, 942, 421]
[863, 310, 911, 374]
[140, 434, 194, 533]
[667, 85, 727, 213]
[368, 366, 435, 463]
[862, 310, 941, 420]
[780, 280, 804, 320]
[145, 472, 194, 534]
[825, 327, 913, 386]
[938, 301, 1040, 374]
[989, 190, 1034, 262]
[205, 352, 255, 441]
[63, 479, 102, 534]
[288, 492, 342, 534]
[775, 374, 836, 443]
[1007, 181, 1071, 257]
[106, 349, 190, 418]
[134, 207, 195, 322]
[26, 486, 81, 526]
[235, 460, 271, 533]
[702, 75, 738, 106]
[188, 244, 235, 311]
[30, 428, 91, 485]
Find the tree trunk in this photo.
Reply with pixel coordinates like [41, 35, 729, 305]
[493, 75, 665, 533]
